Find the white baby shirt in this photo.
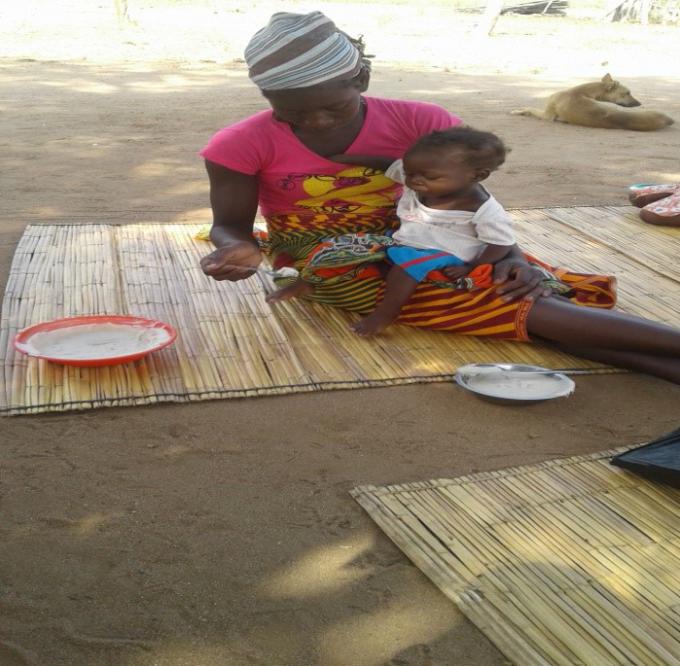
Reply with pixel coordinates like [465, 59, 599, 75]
[385, 160, 516, 263]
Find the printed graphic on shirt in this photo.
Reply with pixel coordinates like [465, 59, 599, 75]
[279, 167, 399, 214]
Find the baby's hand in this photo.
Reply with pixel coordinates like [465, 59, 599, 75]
[441, 264, 471, 280]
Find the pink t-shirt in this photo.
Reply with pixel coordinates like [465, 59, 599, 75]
[200, 97, 462, 218]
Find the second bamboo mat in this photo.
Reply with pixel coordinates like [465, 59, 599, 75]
[1, 206, 678, 414]
[352, 450, 680, 666]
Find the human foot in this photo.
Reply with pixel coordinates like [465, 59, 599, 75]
[265, 279, 313, 303]
[350, 311, 396, 337]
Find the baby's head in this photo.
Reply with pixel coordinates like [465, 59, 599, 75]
[403, 127, 507, 195]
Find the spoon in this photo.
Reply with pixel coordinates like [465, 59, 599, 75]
[475, 364, 590, 377]
[252, 266, 300, 279]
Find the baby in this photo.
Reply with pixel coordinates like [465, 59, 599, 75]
[353, 126, 514, 335]
[267, 127, 515, 336]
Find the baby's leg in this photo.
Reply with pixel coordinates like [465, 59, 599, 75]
[266, 278, 314, 304]
[352, 266, 418, 336]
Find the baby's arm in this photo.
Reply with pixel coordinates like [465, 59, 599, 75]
[327, 154, 397, 172]
[467, 201, 516, 268]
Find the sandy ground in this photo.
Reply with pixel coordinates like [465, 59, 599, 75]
[2, 3, 680, 665]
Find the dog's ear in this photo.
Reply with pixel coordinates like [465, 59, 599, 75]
[601, 73, 618, 91]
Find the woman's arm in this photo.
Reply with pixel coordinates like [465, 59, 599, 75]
[200, 160, 263, 282]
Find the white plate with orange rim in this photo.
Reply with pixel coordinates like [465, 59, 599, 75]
[14, 315, 177, 367]
[455, 363, 576, 404]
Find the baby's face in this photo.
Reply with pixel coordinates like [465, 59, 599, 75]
[402, 148, 479, 197]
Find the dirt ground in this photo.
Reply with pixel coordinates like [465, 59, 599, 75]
[2, 3, 680, 665]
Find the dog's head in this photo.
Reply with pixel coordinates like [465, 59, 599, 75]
[598, 73, 641, 107]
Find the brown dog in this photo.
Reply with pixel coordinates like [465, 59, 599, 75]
[511, 74, 674, 131]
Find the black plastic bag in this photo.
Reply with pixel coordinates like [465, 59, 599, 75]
[610, 426, 680, 488]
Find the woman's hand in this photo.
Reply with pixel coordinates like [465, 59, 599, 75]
[200, 240, 263, 282]
[493, 256, 552, 302]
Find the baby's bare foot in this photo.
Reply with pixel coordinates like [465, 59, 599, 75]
[266, 279, 313, 304]
[351, 311, 396, 337]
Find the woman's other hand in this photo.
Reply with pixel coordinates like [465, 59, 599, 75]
[200, 240, 263, 281]
[493, 256, 551, 302]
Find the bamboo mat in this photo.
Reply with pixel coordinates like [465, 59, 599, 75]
[352, 450, 680, 666]
[0, 205, 677, 414]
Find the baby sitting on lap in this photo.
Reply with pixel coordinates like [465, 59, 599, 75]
[267, 127, 516, 336]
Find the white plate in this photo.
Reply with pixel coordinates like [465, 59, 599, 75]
[455, 363, 575, 404]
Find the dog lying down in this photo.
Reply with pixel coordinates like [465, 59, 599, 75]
[511, 74, 674, 131]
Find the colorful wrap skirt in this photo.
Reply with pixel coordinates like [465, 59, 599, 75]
[265, 211, 617, 342]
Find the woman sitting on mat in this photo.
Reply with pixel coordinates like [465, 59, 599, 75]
[199, 10, 680, 384]
[628, 183, 680, 227]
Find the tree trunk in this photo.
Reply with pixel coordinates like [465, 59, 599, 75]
[114, 0, 132, 26]
[478, 0, 505, 35]
[606, 0, 651, 22]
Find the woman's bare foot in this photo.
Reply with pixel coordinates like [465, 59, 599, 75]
[351, 310, 397, 336]
[265, 279, 313, 303]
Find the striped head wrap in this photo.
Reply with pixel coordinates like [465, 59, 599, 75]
[245, 11, 365, 91]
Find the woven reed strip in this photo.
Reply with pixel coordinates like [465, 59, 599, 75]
[1, 208, 671, 414]
[512, 209, 680, 326]
[405, 486, 659, 664]
[358, 488, 579, 664]
[537, 205, 680, 284]
[366, 502, 664, 664]
[489, 503, 680, 644]
[0, 215, 604, 412]
[352, 451, 680, 665]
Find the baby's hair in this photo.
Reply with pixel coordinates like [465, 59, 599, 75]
[406, 127, 508, 171]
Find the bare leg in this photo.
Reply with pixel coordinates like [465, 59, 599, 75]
[527, 297, 680, 383]
[545, 344, 680, 384]
[265, 278, 313, 304]
[528, 297, 680, 355]
[352, 266, 418, 336]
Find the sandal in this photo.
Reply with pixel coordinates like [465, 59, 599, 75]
[640, 191, 680, 227]
[628, 183, 680, 208]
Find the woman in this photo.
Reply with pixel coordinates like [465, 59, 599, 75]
[200, 11, 680, 384]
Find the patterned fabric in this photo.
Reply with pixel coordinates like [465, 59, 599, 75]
[265, 213, 617, 341]
[244, 11, 362, 90]
[385, 245, 466, 282]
